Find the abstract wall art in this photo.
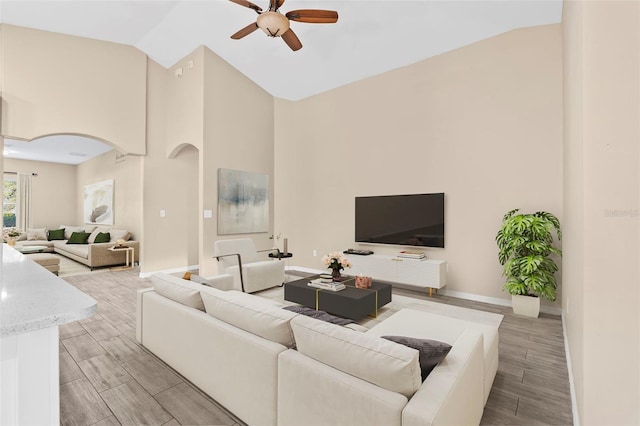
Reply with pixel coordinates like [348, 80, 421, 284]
[218, 168, 269, 235]
[83, 179, 114, 225]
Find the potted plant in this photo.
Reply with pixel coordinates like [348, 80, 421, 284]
[496, 209, 562, 317]
[4, 229, 22, 246]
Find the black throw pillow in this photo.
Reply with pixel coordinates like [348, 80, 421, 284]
[382, 335, 452, 381]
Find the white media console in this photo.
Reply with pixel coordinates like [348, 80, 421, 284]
[345, 254, 447, 296]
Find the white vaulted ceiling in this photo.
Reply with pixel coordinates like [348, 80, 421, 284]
[3, 135, 114, 165]
[0, 0, 563, 101]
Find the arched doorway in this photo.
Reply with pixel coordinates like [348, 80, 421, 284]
[3, 134, 118, 231]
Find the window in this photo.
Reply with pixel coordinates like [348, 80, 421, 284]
[3, 174, 17, 227]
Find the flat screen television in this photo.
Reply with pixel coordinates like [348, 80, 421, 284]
[355, 193, 445, 248]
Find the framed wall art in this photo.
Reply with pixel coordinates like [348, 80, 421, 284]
[218, 168, 269, 235]
[83, 179, 114, 225]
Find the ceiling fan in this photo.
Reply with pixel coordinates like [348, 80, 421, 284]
[229, 0, 339, 51]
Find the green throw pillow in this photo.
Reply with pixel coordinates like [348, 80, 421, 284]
[67, 231, 91, 244]
[48, 228, 65, 241]
[93, 232, 111, 244]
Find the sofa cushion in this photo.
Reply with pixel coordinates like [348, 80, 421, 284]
[48, 228, 65, 241]
[19, 240, 53, 248]
[201, 291, 296, 348]
[382, 336, 452, 381]
[94, 232, 111, 243]
[109, 229, 131, 243]
[365, 308, 501, 405]
[151, 272, 210, 311]
[366, 308, 499, 374]
[87, 227, 110, 243]
[290, 315, 422, 398]
[189, 274, 235, 291]
[27, 228, 47, 241]
[67, 232, 91, 244]
[61, 225, 85, 240]
[58, 243, 89, 259]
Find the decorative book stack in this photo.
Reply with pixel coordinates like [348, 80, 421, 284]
[397, 250, 426, 260]
[307, 279, 346, 292]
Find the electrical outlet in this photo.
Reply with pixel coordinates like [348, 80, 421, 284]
[160, 209, 166, 218]
[313, 249, 317, 257]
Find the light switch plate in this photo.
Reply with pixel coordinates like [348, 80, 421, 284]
[204, 210, 213, 219]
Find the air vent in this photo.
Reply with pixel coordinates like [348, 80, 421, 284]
[69, 152, 87, 157]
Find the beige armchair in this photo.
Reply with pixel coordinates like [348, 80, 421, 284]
[214, 238, 285, 293]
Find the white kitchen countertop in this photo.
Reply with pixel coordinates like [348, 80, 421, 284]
[1, 244, 97, 337]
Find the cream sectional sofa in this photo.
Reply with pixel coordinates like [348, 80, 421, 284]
[53, 240, 140, 269]
[137, 273, 499, 426]
[10, 225, 139, 269]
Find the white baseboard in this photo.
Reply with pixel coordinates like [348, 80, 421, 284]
[287, 266, 325, 274]
[538, 304, 562, 316]
[562, 314, 580, 426]
[440, 288, 563, 316]
[139, 264, 198, 278]
[439, 288, 512, 307]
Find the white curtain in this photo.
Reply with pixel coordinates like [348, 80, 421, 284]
[16, 173, 32, 231]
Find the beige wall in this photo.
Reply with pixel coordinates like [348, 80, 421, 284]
[3, 158, 77, 229]
[200, 48, 275, 276]
[563, 1, 640, 424]
[76, 151, 142, 240]
[166, 48, 205, 156]
[140, 59, 199, 273]
[141, 46, 274, 276]
[562, 0, 585, 418]
[0, 25, 147, 155]
[274, 25, 563, 304]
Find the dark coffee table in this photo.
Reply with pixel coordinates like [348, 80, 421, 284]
[284, 275, 392, 321]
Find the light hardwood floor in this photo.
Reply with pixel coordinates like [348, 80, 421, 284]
[60, 269, 573, 426]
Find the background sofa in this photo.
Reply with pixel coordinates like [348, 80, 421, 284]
[137, 273, 499, 426]
[5, 225, 139, 269]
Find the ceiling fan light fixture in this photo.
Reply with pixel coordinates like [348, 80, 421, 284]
[257, 11, 290, 37]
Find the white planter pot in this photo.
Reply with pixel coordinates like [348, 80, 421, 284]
[511, 295, 540, 318]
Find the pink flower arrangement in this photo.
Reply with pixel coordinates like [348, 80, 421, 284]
[322, 251, 352, 272]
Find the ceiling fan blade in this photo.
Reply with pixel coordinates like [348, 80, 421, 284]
[285, 9, 338, 24]
[231, 22, 259, 39]
[229, 0, 262, 14]
[269, 0, 284, 10]
[282, 29, 302, 51]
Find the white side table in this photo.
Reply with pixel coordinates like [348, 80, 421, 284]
[108, 246, 135, 270]
[269, 252, 293, 282]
